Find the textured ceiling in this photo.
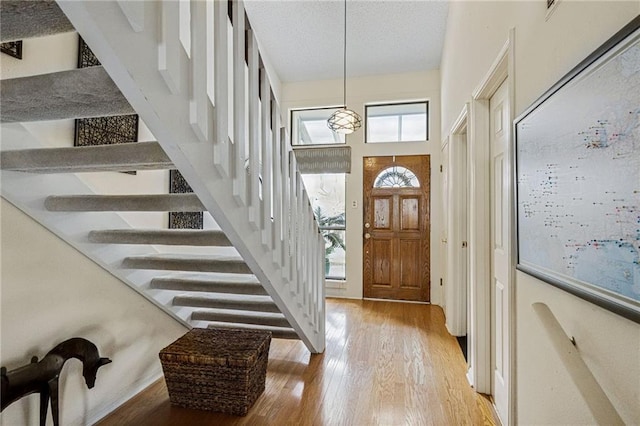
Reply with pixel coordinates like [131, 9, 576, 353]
[244, 0, 449, 83]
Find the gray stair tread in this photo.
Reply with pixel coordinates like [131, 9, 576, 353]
[1, 0, 74, 42]
[1, 67, 134, 122]
[150, 276, 267, 295]
[0, 142, 173, 173]
[173, 295, 279, 313]
[89, 229, 231, 246]
[45, 193, 204, 212]
[123, 254, 251, 274]
[192, 309, 290, 328]
[206, 323, 300, 340]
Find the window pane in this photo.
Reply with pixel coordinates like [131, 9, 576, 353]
[292, 108, 346, 145]
[401, 114, 427, 141]
[373, 166, 420, 188]
[367, 116, 398, 143]
[366, 102, 428, 143]
[324, 229, 346, 280]
[301, 173, 346, 280]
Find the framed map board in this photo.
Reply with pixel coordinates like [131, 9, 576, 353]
[515, 16, 640, 324]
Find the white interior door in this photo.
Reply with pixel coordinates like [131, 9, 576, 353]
[490, 80, 510, 423]
[446, 127, 470, 337]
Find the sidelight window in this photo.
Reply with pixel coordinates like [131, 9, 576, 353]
[301, 173, 346, 280]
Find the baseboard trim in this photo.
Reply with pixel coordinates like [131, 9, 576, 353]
[87, 371, 164, 425]
[363, 298, 431, 305]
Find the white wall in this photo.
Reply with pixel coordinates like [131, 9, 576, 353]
[282, 71, 444, 304]
[0, 200, 187, 426]
[440, 2, 640, 424]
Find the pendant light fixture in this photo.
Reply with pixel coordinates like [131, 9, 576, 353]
[327, 0, 362, 135]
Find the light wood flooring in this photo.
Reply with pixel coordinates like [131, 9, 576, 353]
[97, 299, 498, 426]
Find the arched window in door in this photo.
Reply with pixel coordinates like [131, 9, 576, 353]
[373, 166, 420, 188]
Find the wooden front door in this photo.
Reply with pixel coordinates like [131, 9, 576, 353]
[363, 155, 430, 302]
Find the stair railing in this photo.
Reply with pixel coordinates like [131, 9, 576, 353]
[57, 0, 325, 353]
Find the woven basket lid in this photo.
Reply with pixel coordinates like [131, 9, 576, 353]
[160, 328, 271, 368]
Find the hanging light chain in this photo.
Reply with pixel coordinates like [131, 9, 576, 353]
[343, 0, 347, 108]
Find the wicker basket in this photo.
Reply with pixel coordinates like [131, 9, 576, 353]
[159, 327, 272, 416]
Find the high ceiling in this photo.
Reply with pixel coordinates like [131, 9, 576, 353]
[243, 0, 449, 83]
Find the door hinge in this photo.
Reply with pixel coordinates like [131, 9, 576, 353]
[462, 241, 468, 248]
[440, 278, 443, 286]
[439, 164, 443, 172]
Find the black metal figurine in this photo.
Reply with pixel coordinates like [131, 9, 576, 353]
[0, 338, 111, 426]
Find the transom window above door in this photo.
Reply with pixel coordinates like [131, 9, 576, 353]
[291, 107, 346, 146]
[373, 166, 420, 188]
[366, 101, 428, 143]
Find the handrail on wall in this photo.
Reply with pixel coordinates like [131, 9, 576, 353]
[532, 303, 624, 425]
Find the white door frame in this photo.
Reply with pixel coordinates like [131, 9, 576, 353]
[468, 29, 516, 424]
[440, 136, 449, 310]
[445, 104, 470, 337]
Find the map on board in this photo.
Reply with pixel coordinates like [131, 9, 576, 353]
[516, 31, 640, 306]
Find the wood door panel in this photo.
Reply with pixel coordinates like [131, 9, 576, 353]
[373, 197, 392, 230]
[400, 196, 420, 231]
[399, 239, 420, 288]
[372, 238, 392, 286]
[363, 155, 430, 302]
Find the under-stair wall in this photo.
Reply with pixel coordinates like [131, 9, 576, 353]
[0, 200, 190, 426]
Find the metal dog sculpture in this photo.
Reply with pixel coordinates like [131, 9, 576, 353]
[1, 338, 111, 426]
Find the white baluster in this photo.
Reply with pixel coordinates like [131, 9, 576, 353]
[310, 224, 318, 327]
[305, 197, 313, 320]
[232, 0, 247, 205]
[271, 109, 282, 265]
[179, 0, 191, 58]
[305, 194, 312, 316]
[280, 128, 291, 284]
[294, 170, 304, 301]
[288, 151, 299, 291]
[318, 234, 325, 334]
[205, 0, 215, 105]
[213, 0, 230, 177]
[300, 185, 309, 309]
[261, 69, 274, 250]
[309, 204, 315, 321]
[158, 0, 181, 94]
[301, 179, 308, 308]
[247, 29, 260, 229]
[189, 0, 210, 142]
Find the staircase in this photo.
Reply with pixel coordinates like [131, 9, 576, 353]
[0, 0, 325, 352]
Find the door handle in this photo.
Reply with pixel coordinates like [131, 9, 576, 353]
[364, 233, 371, 239]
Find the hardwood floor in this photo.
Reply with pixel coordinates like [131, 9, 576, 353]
[97, 299, 498, 426]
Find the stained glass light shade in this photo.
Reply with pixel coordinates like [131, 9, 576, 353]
[327, 108, 362, 134]
[373, 166, 420, 188]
